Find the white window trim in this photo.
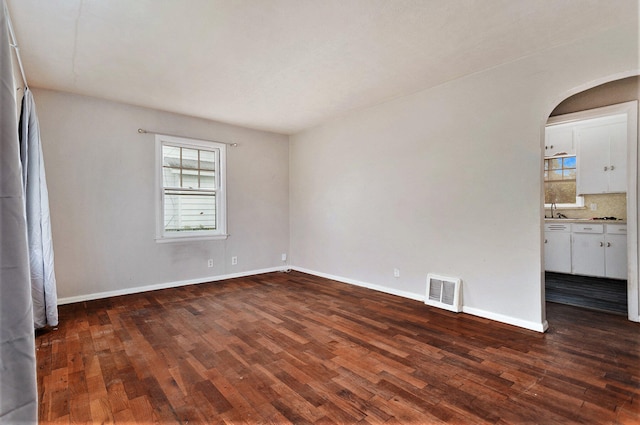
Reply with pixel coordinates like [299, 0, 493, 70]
[544, 157, 584, 209]
[155, 134, 228, 243]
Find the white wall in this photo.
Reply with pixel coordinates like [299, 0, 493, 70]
[290, 23, 639, 331]
[34, 89, 290, 302]
[32, 20, 639, 330]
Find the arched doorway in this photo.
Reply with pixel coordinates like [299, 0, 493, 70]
[543, 76, 639, 322]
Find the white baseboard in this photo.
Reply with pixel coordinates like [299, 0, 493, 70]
[58, 265, 549, 333]
[291, 266, 548, 333]
[462, 306, 549, 333]
[57, 266, 287, 305]
[290, 266, 424, 302]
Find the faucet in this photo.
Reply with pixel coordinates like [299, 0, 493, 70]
[548, 202, 556, 219]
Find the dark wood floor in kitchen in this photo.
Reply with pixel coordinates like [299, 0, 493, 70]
[37, 271, 639, 424]
[545, 271, 628, 315]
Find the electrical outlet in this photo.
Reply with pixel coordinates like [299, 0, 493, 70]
[231, 256, 238, 265]
[393, 268, 400, 278]
[207, 259, 214, 268]
[281, 253, 287, 262]
[590, 203, 597, 211]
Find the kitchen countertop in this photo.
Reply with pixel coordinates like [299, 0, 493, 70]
[544, 218, 626, 224]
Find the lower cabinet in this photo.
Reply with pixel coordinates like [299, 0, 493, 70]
[544, 222, 627, 279]
[572, 231, 605, 277]
[570, 223, 627, 279]
[544, 223, 571, 273]
[605, 231, 628, 280]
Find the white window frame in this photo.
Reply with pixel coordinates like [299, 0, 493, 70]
[544, 153, 584, 209]
[155, 134, 227, 243]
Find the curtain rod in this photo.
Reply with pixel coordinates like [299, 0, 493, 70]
[5, 2, 28, 90]
[137, 128, 238, 147]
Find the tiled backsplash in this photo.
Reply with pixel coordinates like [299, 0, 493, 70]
[551, 193, 627, 220]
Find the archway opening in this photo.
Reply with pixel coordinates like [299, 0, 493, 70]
[542, 76, 639, 323]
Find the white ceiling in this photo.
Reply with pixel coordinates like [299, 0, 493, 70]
[6, 0, 637, 134]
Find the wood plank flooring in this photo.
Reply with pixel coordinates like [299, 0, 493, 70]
[36, 271, 640, 424]
[545, 272, 627, 315]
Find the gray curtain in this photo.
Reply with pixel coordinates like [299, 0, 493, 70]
[0, 0, 38, 422]
[19, 88, 58, 329]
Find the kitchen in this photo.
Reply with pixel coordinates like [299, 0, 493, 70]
[543, 76, 638, 318]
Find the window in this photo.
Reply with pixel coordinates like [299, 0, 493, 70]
[544, 155, 577, 205]
[156, 135, 227, 242]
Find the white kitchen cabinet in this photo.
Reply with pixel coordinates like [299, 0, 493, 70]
[571, 223, 627, 279]
[544, 223, 571, 273]
[544, 125, 575, 156]
[576, 117, 627, 194]
[571, 225, 605, 277]
[605, 225, 627, 280]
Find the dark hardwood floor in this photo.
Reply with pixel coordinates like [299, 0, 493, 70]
[545, 272, 627, 315]
[36, 271, 640, 424]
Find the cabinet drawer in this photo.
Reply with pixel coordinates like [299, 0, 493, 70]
[606, 224, 627, 234]
[572, 223, 604, 234]
[544, 223, 570, 232]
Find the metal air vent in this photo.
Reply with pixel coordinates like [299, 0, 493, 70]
[425, 274, 462, 312]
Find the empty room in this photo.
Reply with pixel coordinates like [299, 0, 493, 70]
[1, 0, 639, 423]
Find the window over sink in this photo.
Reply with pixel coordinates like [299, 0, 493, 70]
[544, 155, 582, 206]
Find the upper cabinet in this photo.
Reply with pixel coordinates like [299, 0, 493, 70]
[576, 115, 627, 195]
[547, 111, 628, 196]
[544, 125, 575, 156]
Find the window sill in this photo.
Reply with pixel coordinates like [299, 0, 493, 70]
[155, 234, 229, 243]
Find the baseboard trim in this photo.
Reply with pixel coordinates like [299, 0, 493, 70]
[290, 266, 424, 302]
[292, 266, 548, 333]
[462, 306, 549, 333]
[57, 266, 287, 305]
[58, 265, 549, 332]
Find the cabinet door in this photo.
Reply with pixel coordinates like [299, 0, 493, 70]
[544, 232, 571, 273]
[576, 120, 627, 194]
[576, 125, 609, 194]
[545, 126, 575, 156]
[572, 233, 605, 277]
[607, 121, 627, 193]
[605, 234, 627, 279]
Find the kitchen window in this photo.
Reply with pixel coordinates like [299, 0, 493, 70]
[544, 154, 583, 207]
[155, 135, 227, 242]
